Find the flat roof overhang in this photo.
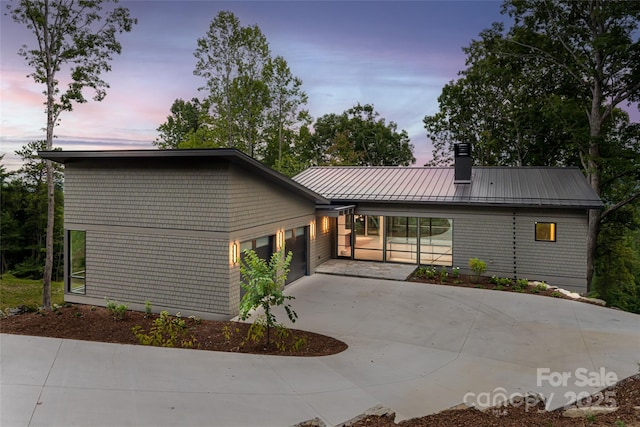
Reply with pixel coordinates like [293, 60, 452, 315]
[38, 148, 330, 205]
[315, 204, 356, 217]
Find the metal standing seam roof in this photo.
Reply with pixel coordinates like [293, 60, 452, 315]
[293, 166, 604, 209]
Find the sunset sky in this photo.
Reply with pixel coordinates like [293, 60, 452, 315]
[2, 1, 513, 170]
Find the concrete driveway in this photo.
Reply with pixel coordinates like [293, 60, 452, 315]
[2, 274, 639, 426]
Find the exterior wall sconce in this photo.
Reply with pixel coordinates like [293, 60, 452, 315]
[321, 217, 330, 234]
[276, 230, 285, 250]
[310, 220, 316, 240]
[231, 242, 238, 265]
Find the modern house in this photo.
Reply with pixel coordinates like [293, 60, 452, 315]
[40, 145, 603, 319]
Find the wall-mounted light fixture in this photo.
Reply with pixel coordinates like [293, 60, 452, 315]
[310, 220, 316, 240]
[321, 217, 330, 234]
[231, 242, 238, 265]
[276, 230, 285, 250]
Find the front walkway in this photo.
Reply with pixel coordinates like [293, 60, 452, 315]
[314, 259, 417, 281]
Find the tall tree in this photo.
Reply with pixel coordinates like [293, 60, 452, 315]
[7, 0, 136, 308]
[502, 0, 640, 289]
[305, 103, 415, 167]
[425, 0, 640, 290]
[262, 55, 310, 166]
[193, 11, 271, 155]
[153, 98, 211, 150]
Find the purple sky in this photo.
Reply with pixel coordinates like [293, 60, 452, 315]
[2, 1, 512, 170]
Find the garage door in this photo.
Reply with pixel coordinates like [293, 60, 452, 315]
[239, 236, 274, 299]
[285, 227, 307, 285]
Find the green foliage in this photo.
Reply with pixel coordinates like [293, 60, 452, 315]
[469, 258, 487, 283]
[144, 300, 152, 318]
[1, 147, 64, 280]
[451, 267, 461, 279]
[104, 297, 128, 320]
[132, 311, 197, 348]
[490, 276, 513, 286]
[239, 249, 297, 345]
[423, 0, 640, 294]
[551, 291, 562, 298]
[439, 266, 448, 283]
[594, 224, 640, 313]
[154, 98, 211, 149]
[0, 273, 64, 311]
[303, 103, 415, 167]
[8, 0, 137, 309]
[414, 266, 438, 280]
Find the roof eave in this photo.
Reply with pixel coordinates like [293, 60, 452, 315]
[38, 149, 330, 205]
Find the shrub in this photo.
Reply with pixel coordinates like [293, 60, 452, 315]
[144, 300, 152, 318]
[439, 266, 448, 283]
[11, 260, 44, 280]
[451, 266, 460, 279]
[415, 266, 437, 280]
[468, 258, 487, 283]
[105, 297, 128, 320]
[132, 310, 197, 348]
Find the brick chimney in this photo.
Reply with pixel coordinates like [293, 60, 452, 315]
[454, 143, 472, 184]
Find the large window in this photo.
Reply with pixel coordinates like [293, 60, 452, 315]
[386, 217, 418, 263]
[354, 215, 384, 261]
[419, 218, 452, 266]
[535, 222, 556, 242]
[69, 230, 86, 294]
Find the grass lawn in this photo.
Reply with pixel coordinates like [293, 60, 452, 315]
[0, 274, 64, 311]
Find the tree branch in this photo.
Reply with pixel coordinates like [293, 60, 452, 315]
[601, 191, 640, 220]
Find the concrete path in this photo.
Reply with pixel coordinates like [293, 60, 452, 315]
[315, 259, 416, 281]
[2, 274, 639, 427]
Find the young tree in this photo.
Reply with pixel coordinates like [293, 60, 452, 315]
[238, 249, 297, 346]
[7, 0, 136, 308]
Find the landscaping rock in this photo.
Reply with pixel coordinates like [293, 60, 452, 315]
[291, 417, 326, 427]
[579, 297, 607, 306]
[562, 406, 618, 418]
[336, 404, 395, 426]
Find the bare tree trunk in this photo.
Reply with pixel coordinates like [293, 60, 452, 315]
[585, 79, 603, 292]
[42, 160, 54, 309]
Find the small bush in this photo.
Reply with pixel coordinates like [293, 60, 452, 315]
[415, 266, 437, 280]
[11, 260, 44, 280]
[439, 266, 449, 283]
[469, 258, 487, 283]
[132, 310, 197, 348]
[105, 297, 128, 320]
[144, 300, 152, 318]
[451, 267, 460, 279]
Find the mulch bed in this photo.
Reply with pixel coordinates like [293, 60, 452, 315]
[0, 304, 347, 356]
[349, 374, 640, 426]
